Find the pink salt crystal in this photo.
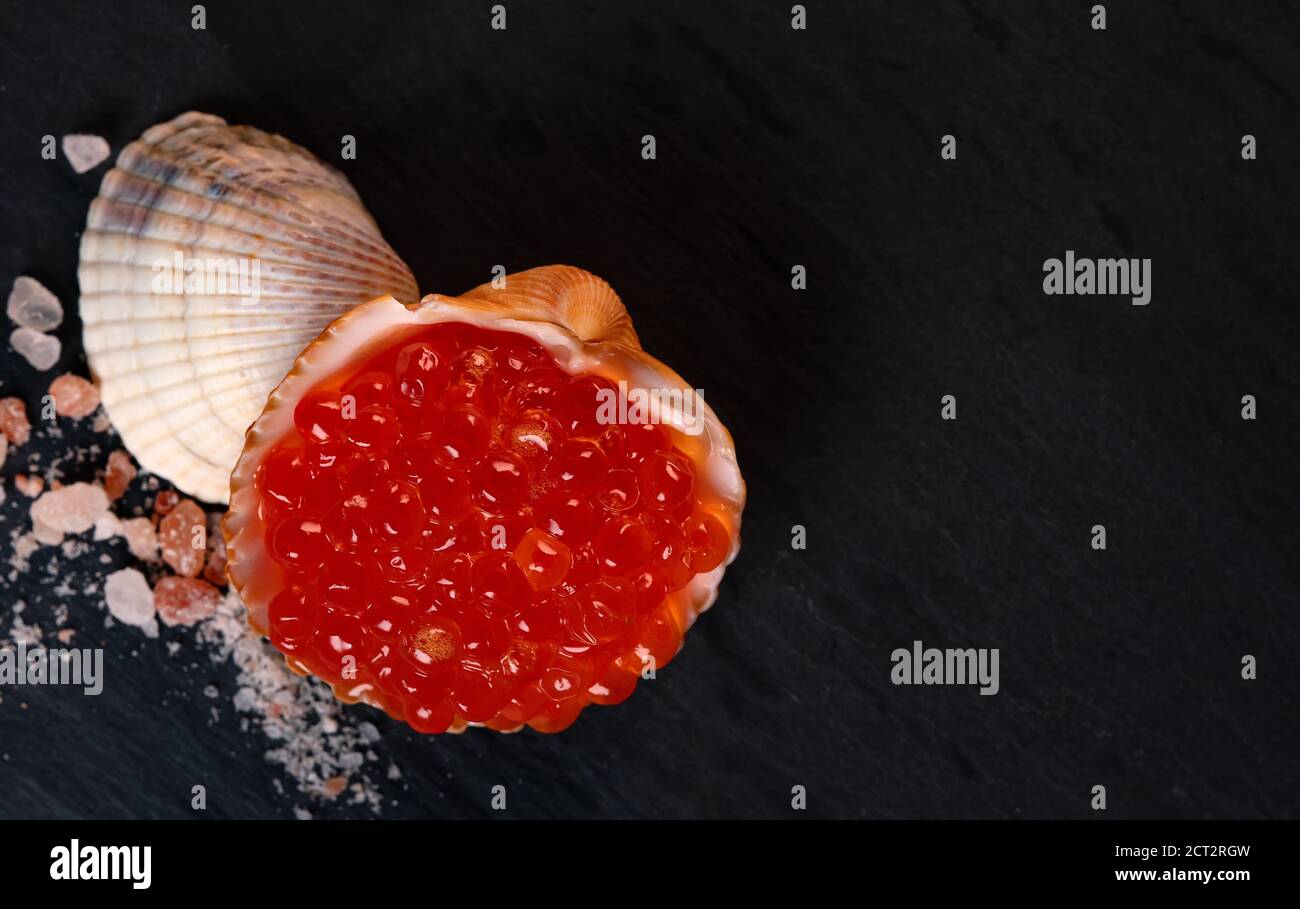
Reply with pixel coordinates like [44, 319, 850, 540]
[0, 434, 6, 463]
[153, 490, 180, 519]
[30, 482, 109, 535]
[103, 568, 158, 637]
[0, 397, 31, 446]
[61, 134, 110, 174]
[14, 474, 44, 497]
[154, 576, 221, 627]
[160, 499, 206, 577]
[10, 327, 60, 371]
[104, 450, 136, 501]
[322, 776, 349, 800]
[48, 373, 100, 418]
[120, 517, 159, 562]
[56, 629, 76, 644]
[6, 277, 63, 332]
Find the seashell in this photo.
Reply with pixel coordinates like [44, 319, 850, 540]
[224, 265, 745, 734]
[78, 112, 418, 504]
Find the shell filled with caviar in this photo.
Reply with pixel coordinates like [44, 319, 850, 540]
[78, 112, 418, 504]
[223, 266, 745, 733]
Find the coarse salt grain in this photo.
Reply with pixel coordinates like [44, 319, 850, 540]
[153, 490, 179, 518]
[103, 568, 158, 638]
[48, 373, 100, 419]
[155, 576, 221, 627]
[160, 499, 207, 577]
[0, 398, 31, 446]
[118, 517, 159, 562]
[30, 482, 109, 536]
[10, 327, 60, 371]
[104, 450, 136, 501]
[61, 134, 111, 174]
[6, 277, 63, 332]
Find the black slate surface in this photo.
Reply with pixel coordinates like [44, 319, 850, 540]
[0, 0, 1297, 819]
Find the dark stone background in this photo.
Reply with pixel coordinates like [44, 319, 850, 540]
[0, 0, 1297, 819]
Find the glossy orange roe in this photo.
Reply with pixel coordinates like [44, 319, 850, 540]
[254, 323, 730, 733]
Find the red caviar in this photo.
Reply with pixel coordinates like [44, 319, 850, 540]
[254, 322, 731, 732]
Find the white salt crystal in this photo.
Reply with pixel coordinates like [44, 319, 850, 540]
[6, 277, 63, 331]
[104, 568, 158, 637]
[10, 327, 60, 371]
[61, 134, 111, 174]
[30, 482, 109, 535]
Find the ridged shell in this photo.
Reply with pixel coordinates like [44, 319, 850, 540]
[224, 265, 746, 733]
[78, 112, 418, 504]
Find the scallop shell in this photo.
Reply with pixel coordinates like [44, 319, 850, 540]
[78, 112, 418, 504]
[224, 266, 745, 732]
